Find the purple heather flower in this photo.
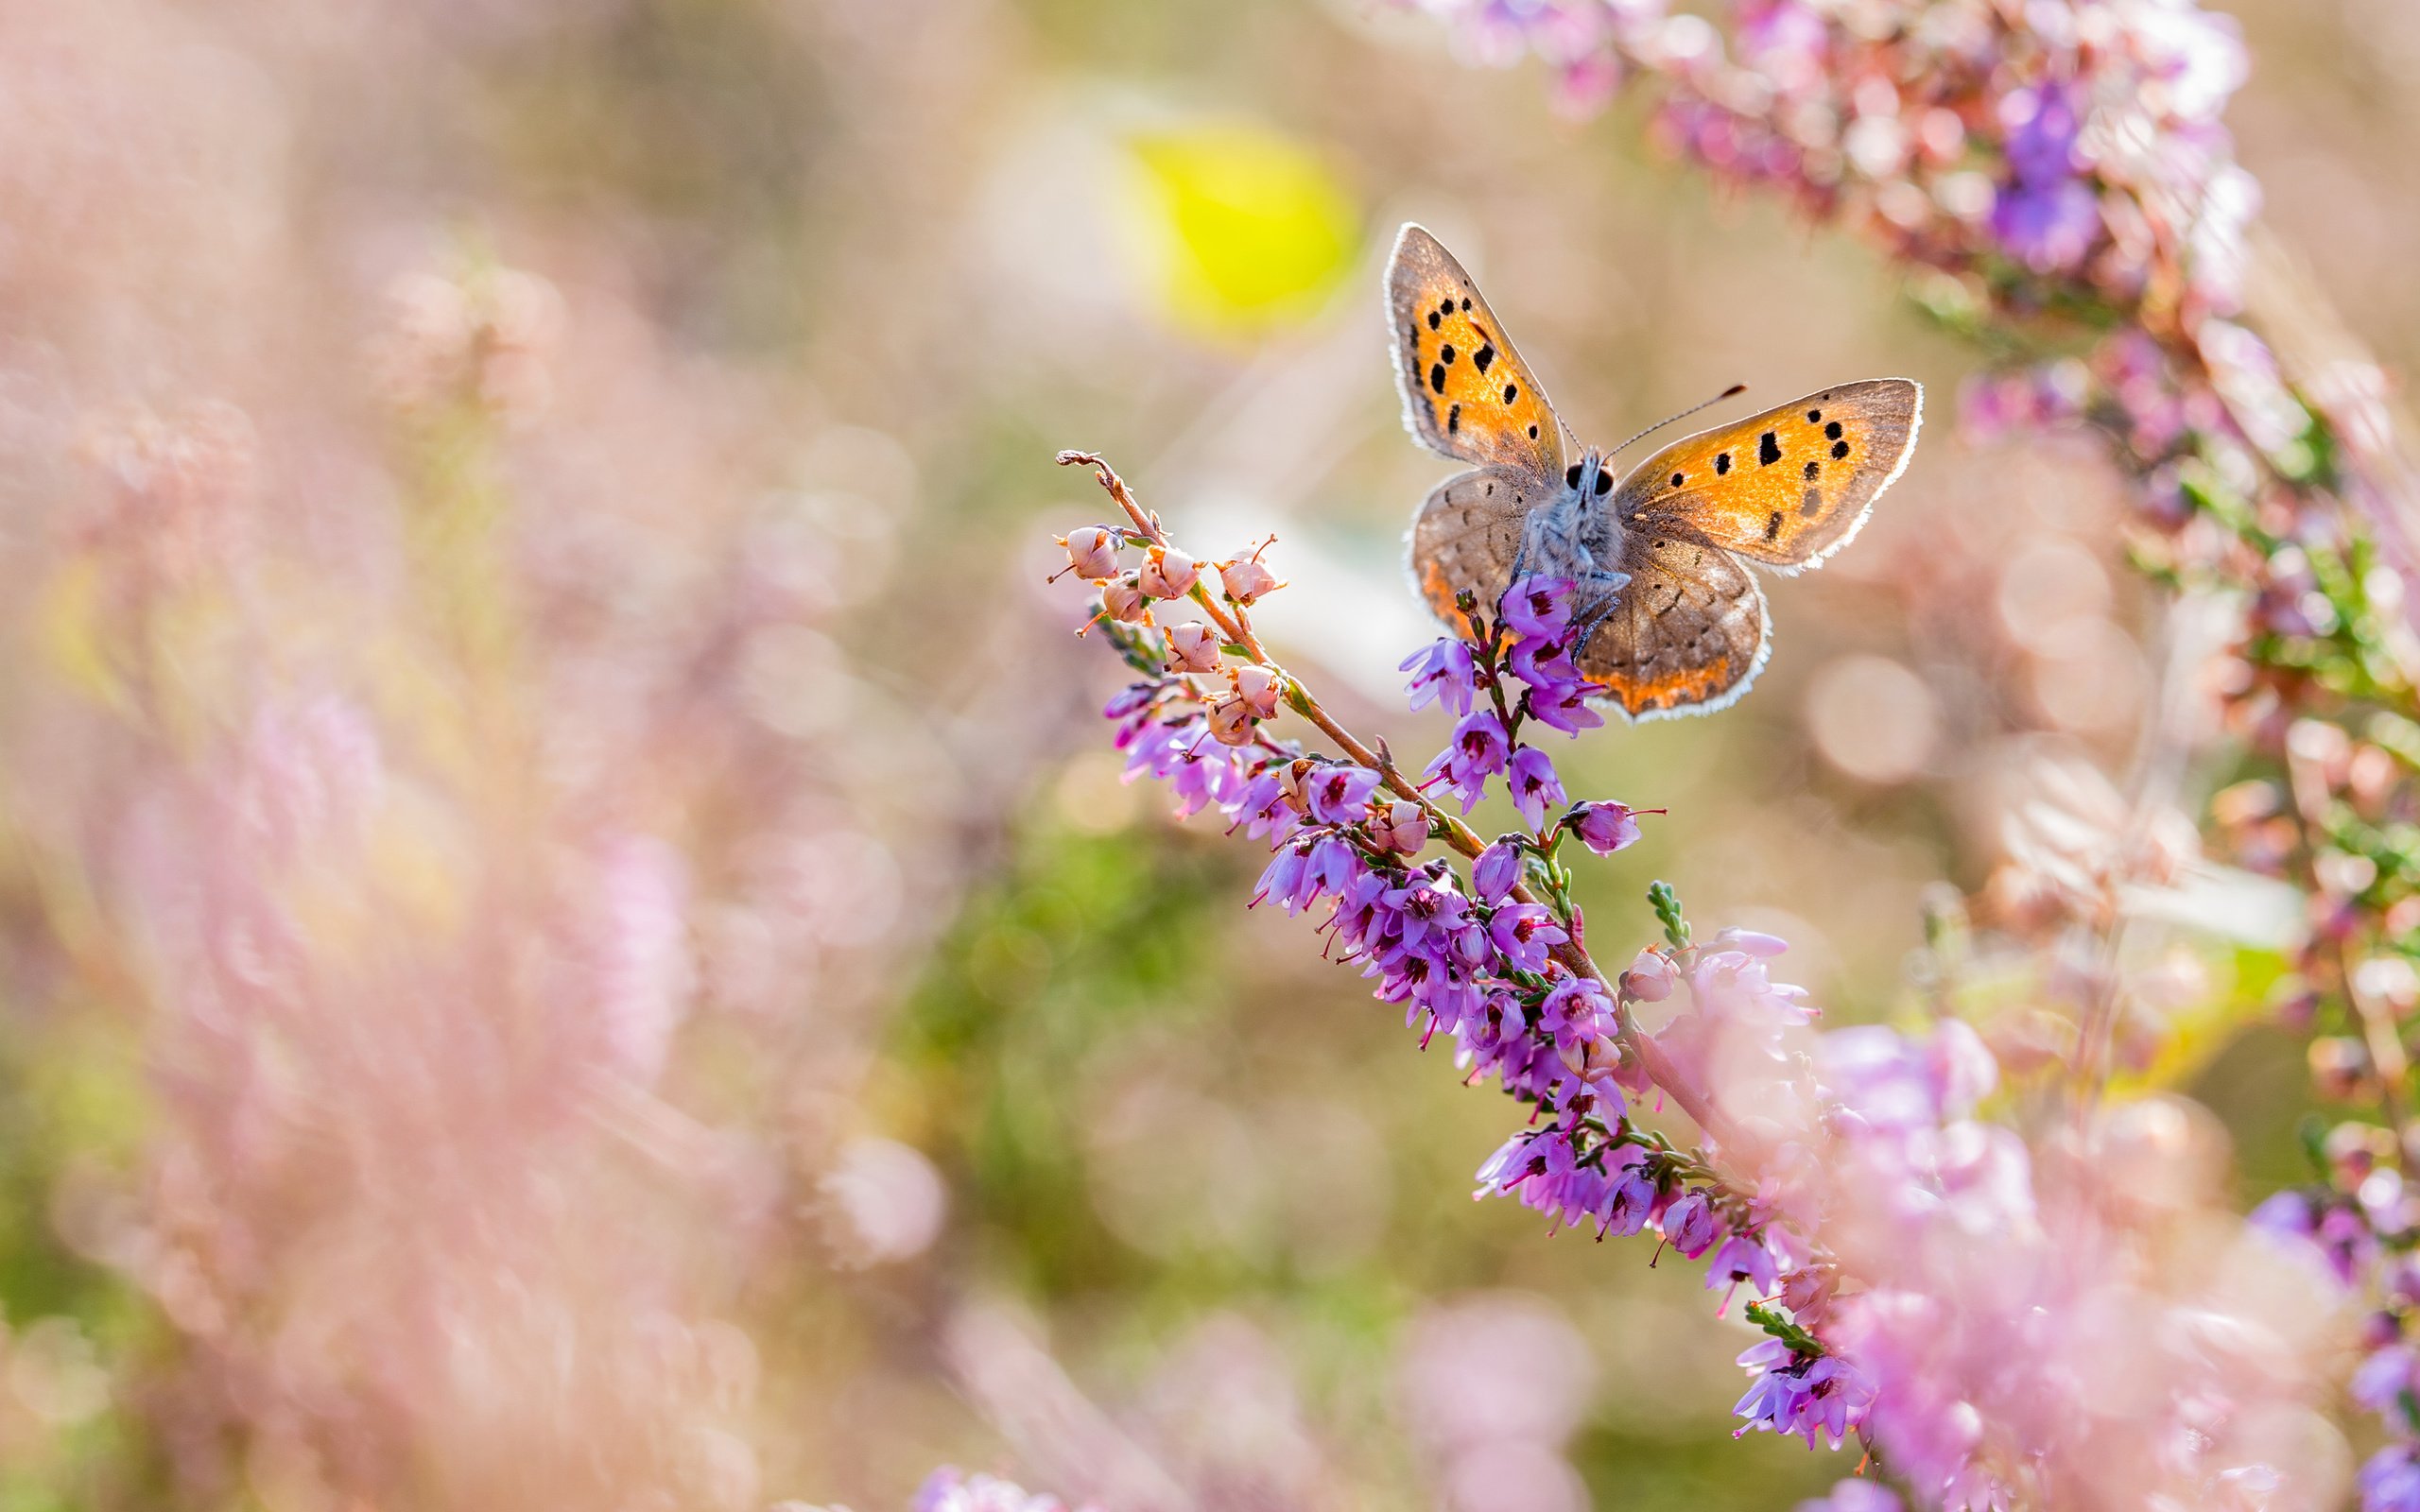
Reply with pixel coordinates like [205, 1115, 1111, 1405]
[1501, 576, 1578, 642]
[2363, 1446, 2420, 1512]
[1473, 836, 1524, 902]
[1706, 1232, 1781, 1296]
[1231, 767, 1301, 844]
[1476, 1126, 1604, 1229]
[1992, 178, 2102, 274]
[1488, 902, 1567, 974]
[1537, 971, 1614, 1052]
[1733, 1338, 1810, 1437]
[1303, 763, 1383, 825]
[1424, 709, 1512, 813]
[1524, 674, 1605, 734]
[1505, 746, 1566, 830]
[1567, 800, 1641, 855]
[1253, 839, 1320, 914]
[1788, 1354, 1873, 1450]
[2000, 84, 2084, 189]
[1401, 637, 1479, 716]
[1598, 1144, 1660, 1236]
[2351, 1347, 2414, 1418]
[1663, 1188, 1721, 1258]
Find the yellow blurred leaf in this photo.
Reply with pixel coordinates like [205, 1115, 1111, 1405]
[1119, 121, 1358, 338]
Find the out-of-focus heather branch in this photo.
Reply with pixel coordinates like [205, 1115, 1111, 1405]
[1046, 459, 2342, 1509]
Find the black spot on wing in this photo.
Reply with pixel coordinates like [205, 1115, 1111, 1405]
[1430, 364, 1446, 394]
[1461, 297, 1471, 310]
[1803, 460, 1821, 481]
[1825, 421, 1844, 440]
[1503, 384, 1518, 404]
[1831, 439, 1851, 459]
[1475, 345, 1495, 374]
[1764, 511, 1782, 541]
[1427, 310, 1441, 331]
[1758, 432, 1782, 467]
[1669, 472, 1685, 488]
[1448, 404, 1461, 434]
[1806, 408, 1822, 423]
[1528, 425, 1539, 439]
[1715, 452, 1731, 475]
[1441, 344, 1457, 365]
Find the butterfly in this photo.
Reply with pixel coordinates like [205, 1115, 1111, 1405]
[1388, 223, 1922, 720]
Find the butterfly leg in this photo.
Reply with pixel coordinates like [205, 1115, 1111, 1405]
[1567, 566, 1634, 651]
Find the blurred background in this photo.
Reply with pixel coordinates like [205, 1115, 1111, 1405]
[0, 0, 2408, 1507]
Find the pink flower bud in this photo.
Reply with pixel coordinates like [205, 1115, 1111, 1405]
[1277, 759, 1310, 813]
[1101, 574, 1153, 627]
[1218, 545, 1287, 605]
[1139, 545, 1199, 599]
[1621, 947, 1674, 1002]
[1206, 692, 1255, 747]
[1165, 622, 1221, 674]
[1056, 524, 1122, 580]
[1367, 799, 1426, 856]
[1234, 663, 1282, 720]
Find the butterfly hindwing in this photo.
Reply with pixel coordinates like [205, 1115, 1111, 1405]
[1575, 531, 1769, 720]
[1613, 380, 1921, 572]
[1406, 465, 1546, 627]
[1386, 225, 1564, 484]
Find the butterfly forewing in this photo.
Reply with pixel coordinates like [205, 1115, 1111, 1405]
[1387, 225, 1564, 485]
[1613, 380, 1921, 572]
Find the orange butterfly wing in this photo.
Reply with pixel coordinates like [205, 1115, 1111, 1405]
[1613, 380, 1922, 572]
[1386, 225, 1564, 484]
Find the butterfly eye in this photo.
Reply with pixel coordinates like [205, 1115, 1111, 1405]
[1594, 470, 1613, 496]
[1565, 464, 1582, 489]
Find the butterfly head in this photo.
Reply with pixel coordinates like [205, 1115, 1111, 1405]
[1563, 449, 1616, 501]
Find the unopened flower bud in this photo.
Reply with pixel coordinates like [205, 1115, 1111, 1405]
[1278, 759, 1313, 814]
[1218, 546, 1287, 605]
[1140, 545, 1199, 599]
[1661, 1189, 1721, 1258]
[1234, 663, 1282, 720]
[1473, 837, 1523, 903]
[1101, 574, 1153, 627]
[1165, 622, 1221, 674]
[1621, 947, 1674, 1002]
[1056, 524, 1122, 581]
[1367, 799, 1427, 856]
[1206, 693, 1255, 747]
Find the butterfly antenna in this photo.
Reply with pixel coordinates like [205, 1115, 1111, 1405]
[1606, 384, 1748, 458]
[1557, 412, 1582, 455]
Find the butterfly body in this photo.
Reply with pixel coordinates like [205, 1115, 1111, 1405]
[1387, 224, 1922, 720]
